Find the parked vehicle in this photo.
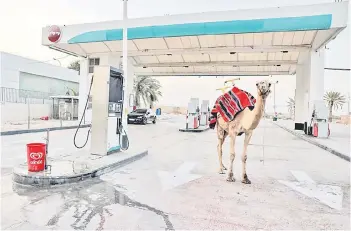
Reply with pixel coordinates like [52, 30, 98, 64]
[127, 108, 156, 125]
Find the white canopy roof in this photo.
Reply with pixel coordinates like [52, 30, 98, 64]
[42, 2, 348, 77]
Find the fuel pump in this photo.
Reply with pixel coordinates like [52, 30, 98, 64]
[108, 68, 129, 151]
[186, 98, 200, 129]
[73, 66, 129, 156]
[305, 100, 330, 138]
[200, 100, 210, 126]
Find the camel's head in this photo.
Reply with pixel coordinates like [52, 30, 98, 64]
[256, 80, 272, 99]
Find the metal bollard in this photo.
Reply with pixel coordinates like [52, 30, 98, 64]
[43, 129, 51, 171]
[27, 98, 30, 130]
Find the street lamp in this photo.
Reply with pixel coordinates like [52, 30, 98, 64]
[272, 80, 279, 114]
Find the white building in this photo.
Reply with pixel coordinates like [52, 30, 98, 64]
[0, 51, 79, 95]
[0, 52, 80, 124]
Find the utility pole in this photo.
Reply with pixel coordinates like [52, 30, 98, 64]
[122, 0, 128, 133]
[272, 80, 279, 114]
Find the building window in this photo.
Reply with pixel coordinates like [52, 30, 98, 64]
[88, 58, 100, 73]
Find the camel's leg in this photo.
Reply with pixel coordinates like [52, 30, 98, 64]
[226, 134, 237, 182]
[217, 126, 228, 174]
[217, 138, 226, 174]
[241, 131, 253, 184]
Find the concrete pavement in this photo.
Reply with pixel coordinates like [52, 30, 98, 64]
[1, 120, 81, 133]
[275, 119, 350, 160]
[1, 115, 350, 230]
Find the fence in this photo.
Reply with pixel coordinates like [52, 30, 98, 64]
[0, 87, 52, 104]
[1, 87, 81, 132]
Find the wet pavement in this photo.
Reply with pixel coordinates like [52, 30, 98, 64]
[6, 179, 173, 230]
[1, 115, 350, 230]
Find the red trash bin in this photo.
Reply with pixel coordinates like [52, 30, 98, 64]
[26, 143, 46, 172]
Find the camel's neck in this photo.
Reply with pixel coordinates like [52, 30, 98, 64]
[243, 94, 266, 129]
[239, 92, 267, 130]
[255, 95, 266, 114]
[252, 94, 266, 119]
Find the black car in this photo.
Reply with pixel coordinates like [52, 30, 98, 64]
[127, 108, 156, 125]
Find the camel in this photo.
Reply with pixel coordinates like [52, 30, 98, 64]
[215, 80, 272, 184]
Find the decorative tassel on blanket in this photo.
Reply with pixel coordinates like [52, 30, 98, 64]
[209, 106, 218, 129]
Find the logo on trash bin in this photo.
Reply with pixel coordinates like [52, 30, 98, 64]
[30, 152, 43, 160]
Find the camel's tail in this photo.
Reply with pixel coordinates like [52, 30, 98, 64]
[209, 106, 218, 129]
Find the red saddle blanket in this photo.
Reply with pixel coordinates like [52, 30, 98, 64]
[210, 87, 256, 126]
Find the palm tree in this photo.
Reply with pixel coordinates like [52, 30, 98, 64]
[323, 91, 346, 122]
[286, 97, 295, 119]
[68, 61, 80, 74]
[133, 76, 162, 108]
[65, 87, 78, 96]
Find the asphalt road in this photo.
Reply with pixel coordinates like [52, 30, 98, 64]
[1, 116, 350, 230]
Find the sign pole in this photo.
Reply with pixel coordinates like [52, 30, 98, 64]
[122, 0, 129, 133]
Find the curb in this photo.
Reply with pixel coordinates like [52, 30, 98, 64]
[12, 150, 148, 187]
[179, 127, 210, 133]
[274, 122, 350, 162]
[1, 124, 91, 136]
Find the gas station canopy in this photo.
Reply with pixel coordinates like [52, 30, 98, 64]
[42, 2, 348, 77]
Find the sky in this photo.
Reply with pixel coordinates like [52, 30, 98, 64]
[0, 0, 350, 114]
